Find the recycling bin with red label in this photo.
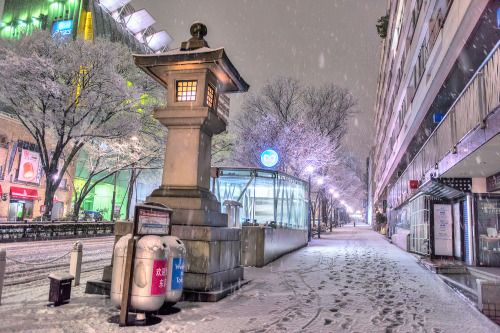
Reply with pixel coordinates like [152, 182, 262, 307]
[111, 234, 170, 312]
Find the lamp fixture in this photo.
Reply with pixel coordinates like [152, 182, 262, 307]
[176, 80, 197, 101]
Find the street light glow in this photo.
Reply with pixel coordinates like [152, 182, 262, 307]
[334, 193, 339, 198]
[130, 136, 139, 141]
[306, 165, 314, 173]
[341, 200, 345, 205]
[329, 189, 334, 193]
[317, 178, 324, 185]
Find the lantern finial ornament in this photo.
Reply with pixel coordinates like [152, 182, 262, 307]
[181, 22, 209, 51]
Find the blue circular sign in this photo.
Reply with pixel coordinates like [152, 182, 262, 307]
[260, 149, 279, 168]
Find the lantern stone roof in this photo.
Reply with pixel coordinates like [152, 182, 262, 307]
[133, 24, 249, 94]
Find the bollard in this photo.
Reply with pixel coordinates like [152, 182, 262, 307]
[70, 241, 83, 287]
[0, 248, 5, 306]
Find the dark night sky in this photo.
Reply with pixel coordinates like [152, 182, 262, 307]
[1, 0, 387, 162]
[131, 0, 387, 163]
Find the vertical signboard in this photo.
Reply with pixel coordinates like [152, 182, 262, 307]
[453, 202, 462, 259]
[171, 258, 184, 290]
[151, 259, 168, 295]
[8, 141, 18, 174]
[18, 149, 40, 183]
[434, 204, 453, 256]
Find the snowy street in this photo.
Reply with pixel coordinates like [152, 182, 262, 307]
[0, 226, 498, 332]
[1, 236, 113, 286]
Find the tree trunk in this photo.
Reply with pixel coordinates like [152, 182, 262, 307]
[111, 172, 118, 222]
[73, 194, 88, 221]
[125, 169, 142, 220]
[125, 169, 136, 220]
[321, 196, 328, 226]
[43, 177, 57, 221]
[73, 203, 82, 222]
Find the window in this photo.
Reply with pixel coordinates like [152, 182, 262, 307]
[206, 83, 215, 109]
[176, 80, 197, 102]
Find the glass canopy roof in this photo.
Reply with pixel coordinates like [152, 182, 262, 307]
[124, 9, 156, 34]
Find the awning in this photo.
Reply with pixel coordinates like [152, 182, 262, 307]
[9, 186, 38, 200]
[418, 178, 471, 200]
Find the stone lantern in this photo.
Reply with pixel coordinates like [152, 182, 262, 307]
[134, 22, 249, 301]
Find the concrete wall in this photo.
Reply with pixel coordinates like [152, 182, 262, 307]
[241, 227, 308, 267]
[477, 279, 500, 325]
[392, 230, 410, 252]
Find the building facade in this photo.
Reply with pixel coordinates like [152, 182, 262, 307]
[0, 113, 75, 221]
[0, 0, 173, 220]
[0, 0, 172, 53]
[372, 0, 500, 267]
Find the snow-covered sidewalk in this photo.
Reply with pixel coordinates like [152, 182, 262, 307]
[1, 226, 499, 332]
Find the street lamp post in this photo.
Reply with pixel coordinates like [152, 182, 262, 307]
[334, 192, 339, 228]
[340, 200, 345, 226]
[329, 189, 334, 232]
[306, 166, 313, 242]
[317, 178, 323, 239]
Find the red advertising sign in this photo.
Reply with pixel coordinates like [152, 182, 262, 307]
[18, 149, 41, 183]
[151, 259, 168, 296]
[409, 180, 419, 189]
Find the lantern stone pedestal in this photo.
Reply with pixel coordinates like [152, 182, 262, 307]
[134, 23, 249, 301]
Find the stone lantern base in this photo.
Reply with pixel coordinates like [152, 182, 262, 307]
[146, 192, 248, 302]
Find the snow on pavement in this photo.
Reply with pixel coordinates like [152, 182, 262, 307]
[0, 226, 499, 332]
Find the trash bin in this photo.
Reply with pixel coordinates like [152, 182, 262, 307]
[111, 234, 170, 312]
[223, 200, 243, 228]
[48, 273, 74, 305]
[161, 236, 186, 306]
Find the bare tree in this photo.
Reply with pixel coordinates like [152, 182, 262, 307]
[231, 77, 365, 215]
[0, 30, 163, 218]
[303, 83, 357, 150]
[232, 77, 357, 176]
[211, 131, 235, 166]
[71, 119, 165, 219]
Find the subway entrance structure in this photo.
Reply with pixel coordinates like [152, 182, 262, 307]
[133, 22, 249, 301]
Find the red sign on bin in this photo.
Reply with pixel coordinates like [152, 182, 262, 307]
[409, 180, 419, 189]
[151, 259, 168, 295]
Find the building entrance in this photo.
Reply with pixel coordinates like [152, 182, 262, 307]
[7, 199, 34, 221]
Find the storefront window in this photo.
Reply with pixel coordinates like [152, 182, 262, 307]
[477, 195, 500, 266]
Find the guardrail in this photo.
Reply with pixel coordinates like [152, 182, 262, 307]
[0, 222, 114, 243]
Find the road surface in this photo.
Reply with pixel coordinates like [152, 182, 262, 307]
[0, 227, 498, 332]
[1, 236, 114, 286]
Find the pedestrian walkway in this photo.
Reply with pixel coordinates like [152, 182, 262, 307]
[0, 226, 498, 332]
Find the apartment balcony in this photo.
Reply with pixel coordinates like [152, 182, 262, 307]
[388, 41, 500, 209]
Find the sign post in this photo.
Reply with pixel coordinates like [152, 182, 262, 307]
[433, 204, 453, 256]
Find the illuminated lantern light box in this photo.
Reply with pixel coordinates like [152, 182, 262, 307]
[260, 149, 279, 168]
